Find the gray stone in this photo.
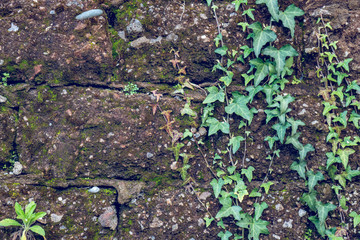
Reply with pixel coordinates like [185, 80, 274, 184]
[118, 31, 127, 41]
[130, 37, 150, 48]
[98, 206, 118, 230]
[146, 152, 154, 158]
[172, 223, 178, 231]
[150, 217, 163, 228]
[282, 219, 293, 228]
[88, 186, 100, 193]
[166, 33, 179, 42]
[298, 209, 307, 217]
[12, 162, 23, 175]
[126, 19, 144, 34]
[51, 213, 64, 223]
[0, 95, 7, 103]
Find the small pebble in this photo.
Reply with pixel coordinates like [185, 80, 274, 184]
[88, 186, 100, 193]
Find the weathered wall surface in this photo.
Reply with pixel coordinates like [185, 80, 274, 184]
[1, 0, 360, 239]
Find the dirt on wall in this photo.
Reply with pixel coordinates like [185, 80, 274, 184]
[1, 0, 360, 239]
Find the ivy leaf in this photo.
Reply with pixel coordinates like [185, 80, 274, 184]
[309, 216, 326, 237]
[248, 218, 270, 240]
[240, 45, 254, 59]
[333, 110, 347, 128]
[204, 217, 214, 227]
[307, 171, 324, 192]
[336, 58, 352, 72]
[241, 166, 255, 183]
[249, 58, 270, 87]
[216, 196, 243, 220]
[262, 84, 279, 104]
[298, 144, 315, 162]
[215, 46, 228, 56]
[228, 136, 245, 154]
[238, 22, 250, 32]
[256, 0, 279, 21]
[290, 160, 306, 179]
[279, 4, 304, 38]
[218, 231, 233, 240]
[254, 202, 268, 221]
[334, 174, 346, 188]
[322, 101, 338, 116]
[250, 188, 262, 197]
[210, 178, 224, 198]
[350, 211, 360, 228]
[246, 85, 264, 103]
[326, 127, 339, 142]
[326, 152, 341, 170]
[316, 200, 336, 225]
[349, 111, 360, 129]
[203, 86, 225, 104]
[206, 0, 212, 6]
[260, 181, 274, 194]
[181, 99, 197, 117]
[242, 73, 255, 86]
[336, 148, 355, 169]
[262, 45, 299, 76]
[219, 71, 234, 86]
[206, 118, 229, 136]
[346, 80, 360, 92]
[272, 122, 291, 143]
[225, 93, 253, 123]
[334, 71, 348, 86]
[248, 22, 277, 57]
[274, 94, 295, 115]
[243, 8, 255, 20]
[264, 135, 279, 149]
[301, 191, 317, 211]
[287, 118, 305, 136]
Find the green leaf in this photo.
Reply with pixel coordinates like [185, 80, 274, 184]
[229, 136, 245, 154]
[254, 202, 268, 220]
[218, 230, 233, 240]
[241, 166, 255, 182]
[326, 152, 341, 170]
[290, 160, 306, 179]
[272, 122, 291, 143]
[203, 86, 225, 104]
[225, 93, 253, 122]
[15, 202, 25, 220]
[264, 135, 279, 149]
[204, 217, 214, 227]
[238, 22, 249, 32]
[256, 0, 279, 21]
[249, 188, 262, 197]
[287, 118, 305, 136]
[298, 144, 315, 162]
[316, 200, 336, 225]
[322, 101, 338, 116]
[0, 218, 22, 227]
[249, 58, 270, 87]
[350, 211, 360, 228]
[262, 45, 299, 76]
[181, 100, 197, 117]
[337, 148, 355, 169]
[334, 174, 346, 188]
[219, 71, 234, 87]
[349, 111, 360, 129]
[248, 22, 277, 57]
[279, 4, 304, 38]
[309, 216, 326, 237]
[242, 73, 255, 86]
[206, 118, 230, 136]
[285, 132, 303, 150]
[210, 178, 224, 198]
[240, 45, 254, 59]
[275, 94, 295, 115]
[181, 129, 193, 140]
[260, 181, 274, 194]
[301, 191, 317, 211]
[215, 46, 228, 56]
[30, 225, 46, 237]
[307, 171, 324, 192]
[345, 166, 360, 181]
[333, 110, 348, 128]
[340, 195, 348, 210]
[246, 85, 263, 103]
[248, 218, 270, 240]
[206, 0, 212, 6]
[334, 71, 348, 86]
[326, 127, 339, 142]
[346, 80, 360, 92]
[243, 8, 255, 20]
[340, 136, 358, 148]
[262, 84, 279, 104]
[29, 212, 46, 226]
[216, 197, 243, 220]
[331, 86, 344, 102]
[336, 58, 352, 72]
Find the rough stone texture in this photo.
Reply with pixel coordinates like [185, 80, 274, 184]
[0, 0, 360, 239]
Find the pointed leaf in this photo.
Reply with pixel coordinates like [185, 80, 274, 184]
[210, 178, 224, 198]
[326, 152, 341, 170]
[254, 202, 268, 221]
[262, 45, 299, 76]
[337, 148, 355, 169]
[216, 197, 243, 220]
[301, 192, 317, 211]
[15, 202, 25, 220]
[287, 118, 305, 136]
[229, 136, 245, 154]
[206, 118, 229, 136]
[279, 4, 304, 38]
[316, 201, 336, 225]
[272, 122, 291, 143]
[256, 0, 279, 21]
[225, 93, 253, 122]
[248, 22, 277, 57]
[241, 166, 255, 182]
[203, 86, 225, 104]
[298, 144, 314, 161]
[307, 171, 324, 192]
[218, 230, 233, 240]
[290, 160, 306, 179]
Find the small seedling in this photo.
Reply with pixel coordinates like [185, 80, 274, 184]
[1, 72, 9, 86]
[123, 82, 139, 95]
[0, 201, 47, 240]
